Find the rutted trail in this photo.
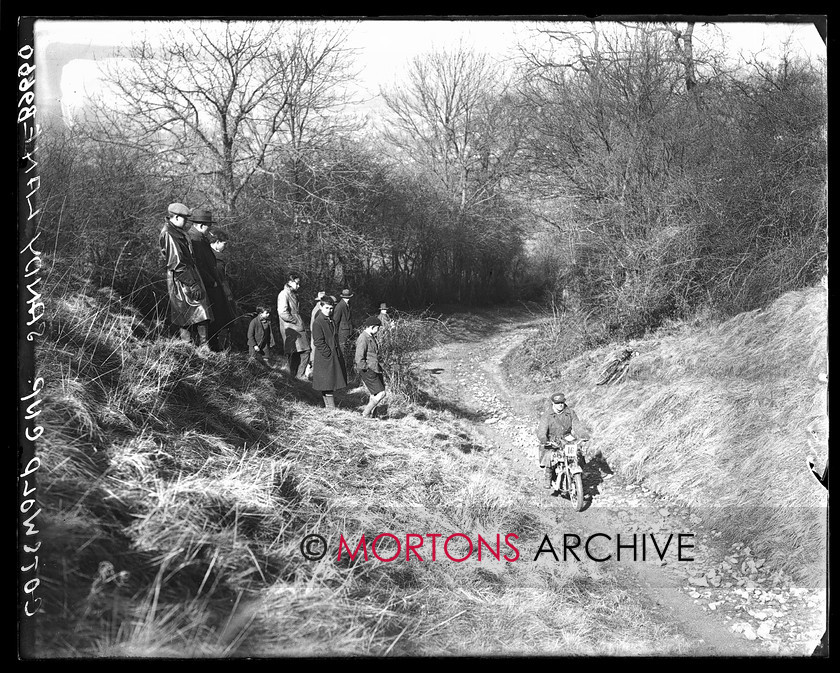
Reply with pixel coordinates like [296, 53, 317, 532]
[418, 308, 826, 656]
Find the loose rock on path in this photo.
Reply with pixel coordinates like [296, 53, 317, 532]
[419, 308, 826, 656]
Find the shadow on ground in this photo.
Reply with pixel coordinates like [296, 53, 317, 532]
[413, 388, 486, 422]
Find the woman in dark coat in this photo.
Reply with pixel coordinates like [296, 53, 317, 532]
[311, 295, 347, 409]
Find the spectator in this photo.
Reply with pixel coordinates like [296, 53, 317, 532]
[208, 228, 240, 350]
[188, 209, 233, 351]
[277, 272, 311, 380]
[355, 316, 387, 418]
[158, 202, 213, 348]
[310, 291, 326, 343]
[311, 295, 347, 409]
[247, 306, 275, 370]
[308, 291, 326, 377]
[333, 288, 355, 351]
[378, 302, 393, 329]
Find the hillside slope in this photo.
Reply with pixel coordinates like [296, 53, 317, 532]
[30, 279, 705, 657]
[530, 284, 828, 585]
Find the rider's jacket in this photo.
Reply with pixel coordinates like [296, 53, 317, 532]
[536, 407, 588, 445]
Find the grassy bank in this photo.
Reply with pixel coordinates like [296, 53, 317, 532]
[32, 273, 688, 657]
[505, 284, 828, 585]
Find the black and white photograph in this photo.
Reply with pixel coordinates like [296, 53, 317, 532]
[18, 15, 827, 658]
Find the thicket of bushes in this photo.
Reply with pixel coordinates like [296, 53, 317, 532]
[515, 26, 826, 365]
[35, 23, 825, 354]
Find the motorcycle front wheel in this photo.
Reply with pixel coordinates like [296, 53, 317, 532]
[570, 471, 584, 511]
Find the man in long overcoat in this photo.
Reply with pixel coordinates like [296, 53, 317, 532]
[277, 273, 311, 380]
[159, 202, 213, 347]
[309, 291, 326, 352]
[187, 208, 234, 351]
[208, 229, 241, 350]
[333, 289, 355, 350]
[311, 295, 347, 409]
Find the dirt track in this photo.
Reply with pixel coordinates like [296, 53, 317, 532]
[418, 307, 827, 656]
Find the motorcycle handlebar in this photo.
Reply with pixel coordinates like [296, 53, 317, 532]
[543, 438, 589, 448]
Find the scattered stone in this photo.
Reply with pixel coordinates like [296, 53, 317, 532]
[689, 575, 710, 587]
[484, 418, 499, 425]
[742, 624, 758, 641]
[689, 591, 701, 599]
[756, 621, 775, 640]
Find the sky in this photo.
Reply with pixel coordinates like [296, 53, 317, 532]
[33, 18, 826, 121]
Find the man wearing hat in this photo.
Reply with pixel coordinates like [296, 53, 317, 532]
[333, 289, 355, 353]
[309, 291, 327, 362]
[188, 208, 234, 351]
[159, 202, 213, 347]
[208, 228, 243, 350]
[355, 316, 387, 418]
[311, 294, 347, 409]
[378, 302, 392, 329]
[310, 292, 326, 335]
[277, 272, 310, 380]
[535, 392, 591, 489]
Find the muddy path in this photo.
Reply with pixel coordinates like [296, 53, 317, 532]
[417, 307, 827, 656]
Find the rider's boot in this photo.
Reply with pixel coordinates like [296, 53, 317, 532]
[543, 466, 553, 489]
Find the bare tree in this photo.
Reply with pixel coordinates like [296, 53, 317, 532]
[89, 20, 356, 214]
[380, 44, 525, 214]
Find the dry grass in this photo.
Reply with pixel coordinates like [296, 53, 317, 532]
[538, 284, 828, 585]
[33, 276, 726, 657]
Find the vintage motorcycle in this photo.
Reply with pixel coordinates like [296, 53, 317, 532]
[544, 434, 586, 511]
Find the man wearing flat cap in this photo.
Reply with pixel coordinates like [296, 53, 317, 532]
[159, 203, 213, 347]
[535, 392, 591, 489]
[355, 316, 387, 418]
[188, 208, 234, 351]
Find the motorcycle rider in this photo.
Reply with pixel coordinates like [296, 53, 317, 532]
[535, 392, 590, 489]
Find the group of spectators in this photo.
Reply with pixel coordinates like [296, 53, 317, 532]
[159, 202, 391, 418]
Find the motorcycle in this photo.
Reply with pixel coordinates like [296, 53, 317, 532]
[544, 434, 586, 511]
